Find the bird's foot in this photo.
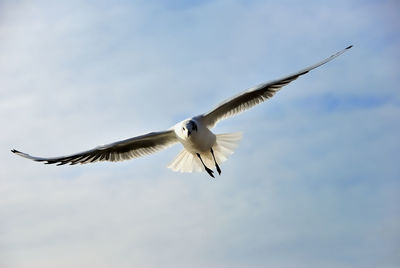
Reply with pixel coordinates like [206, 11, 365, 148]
[216, 164, 221, 175]
[210, 147, 221, 176]
[205, 167, 215, 178]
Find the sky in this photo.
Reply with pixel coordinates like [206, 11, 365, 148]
[1, 0, 399, 267]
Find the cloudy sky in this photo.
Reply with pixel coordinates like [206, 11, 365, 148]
[1, 0, 399, 267]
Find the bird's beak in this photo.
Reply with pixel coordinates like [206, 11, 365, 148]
[187, 130, 191, 137]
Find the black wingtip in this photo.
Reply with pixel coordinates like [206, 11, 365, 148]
[346, 45, 353, 49]
[11, 149, 19, 154]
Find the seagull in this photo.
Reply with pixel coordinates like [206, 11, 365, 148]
[12, 46, 352, 177]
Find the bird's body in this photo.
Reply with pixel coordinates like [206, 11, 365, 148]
[169, 117, 241, 176]
[12, 46, 352, 177]
[174, 117, 216, 153]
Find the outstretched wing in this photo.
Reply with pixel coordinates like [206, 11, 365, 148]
[201, 46, 352, 128]
[12, 130, 178, 166]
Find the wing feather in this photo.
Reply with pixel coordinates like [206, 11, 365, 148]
[12, 130, 178, 165]
[201, 46, 352, 127]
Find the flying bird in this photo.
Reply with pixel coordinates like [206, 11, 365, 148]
[12, 46, 352, 177]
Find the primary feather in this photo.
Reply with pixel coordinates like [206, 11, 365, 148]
[201, 45, 352, 128]
[12, 130, 177, 165]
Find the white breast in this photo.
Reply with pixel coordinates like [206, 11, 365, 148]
[174, 118, 216, 153]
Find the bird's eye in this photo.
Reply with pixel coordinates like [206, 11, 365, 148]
[182, 127, 185, 131]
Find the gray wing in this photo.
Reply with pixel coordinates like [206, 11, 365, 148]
[201, 46, 352, 128]
[11, 130, 178, 166]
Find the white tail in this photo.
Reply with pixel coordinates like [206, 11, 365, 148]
[167, 132, 242, 173]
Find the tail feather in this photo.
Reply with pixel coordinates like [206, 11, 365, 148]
[167, 149, 203, 173]
[213, 132, 242, 164]
[167, 132, 242, 173]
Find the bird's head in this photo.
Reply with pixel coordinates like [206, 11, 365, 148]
[181, 120, 198, 138]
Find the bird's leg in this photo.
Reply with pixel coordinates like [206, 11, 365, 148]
[196, 153, 214, 178]
[210, 148, 221, 175]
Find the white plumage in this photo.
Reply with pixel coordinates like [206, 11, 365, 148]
[168, 132, 242, 173]
[12, 46, 352, 177]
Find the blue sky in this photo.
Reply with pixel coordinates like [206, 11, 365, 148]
[1, 0, 399, 267]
